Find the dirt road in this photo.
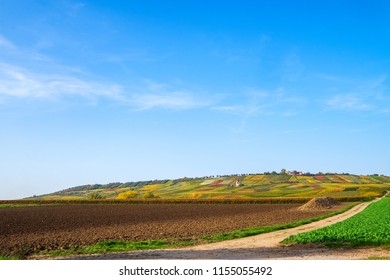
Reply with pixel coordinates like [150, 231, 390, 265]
[66, 197, 390, 260]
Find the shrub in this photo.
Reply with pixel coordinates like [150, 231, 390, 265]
[142, 191, 158, 199]
[117, 190, 138, 199]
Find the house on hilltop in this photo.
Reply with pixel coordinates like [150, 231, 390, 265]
[287, 170, 303, 176]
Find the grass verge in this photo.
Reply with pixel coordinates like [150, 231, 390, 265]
[0, 204, 41, 209]
[38, 240, 175, 258]
[0, 256, 19, 260]
[367, 256, 390, 260]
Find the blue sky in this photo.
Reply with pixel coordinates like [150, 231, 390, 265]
[1, 1, 390, 199]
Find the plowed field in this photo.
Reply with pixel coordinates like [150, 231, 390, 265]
[0, 203, 347, 256]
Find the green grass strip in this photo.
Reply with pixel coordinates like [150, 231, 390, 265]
[367, 256, 390, 260]
[0, 256, 19, 260]
[39, 240, 173, 258]
[0, 204, 41, 209]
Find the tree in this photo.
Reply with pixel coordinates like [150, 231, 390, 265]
[280, 169, 287, 175]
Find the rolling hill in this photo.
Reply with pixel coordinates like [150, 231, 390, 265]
[32, 173, 390, 200]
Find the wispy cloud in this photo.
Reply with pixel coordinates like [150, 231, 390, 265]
[325, 94, 373, 111]
[0, 63, 125, 101]
[323, 75, 389, 112]
[0, 61, 217, 111]
[213, 87, 307, 117]
[0, 34, 124, 103]
[0, 34, 127, 103]
[0, 37, 12, 49]
[129, 81, 215, 110]
[0, 62, 216, 110]
[0, 35, 215, 110]
[212, 87, 308, 134]
[0, 35, 15, 49]
[130, 92, 202, 110]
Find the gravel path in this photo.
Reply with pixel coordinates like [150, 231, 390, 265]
[65, 197, 390, 260]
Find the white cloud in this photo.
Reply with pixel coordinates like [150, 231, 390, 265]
[212, 105, 242, 112]
[0, 35, 216, 110]
[0, 63, 125, 101]
[212, 104, 268, 117]
[323, 75, 389, 112]
[0, 32, 227, 114]
[131, 92, 199, 110]
[0, 34, 125, 102]
[129, 81, 214, 110]
[0, 35, 14, 49]
[0, 62, 216, 110]
[325, 94, 372, 111]
[213, 87, 307, 117]
[211, 87, 308, 134]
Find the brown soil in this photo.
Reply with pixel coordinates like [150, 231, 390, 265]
[0, 203, 347, 257]
[64, 198, 390, 260]
[299, 197, 339, 210]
